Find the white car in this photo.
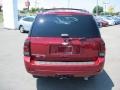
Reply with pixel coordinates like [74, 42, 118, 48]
[18, 16, 35, 33]
[101, 17, 115, 26]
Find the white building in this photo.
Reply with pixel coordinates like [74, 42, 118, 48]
[2, 0, 18, 29]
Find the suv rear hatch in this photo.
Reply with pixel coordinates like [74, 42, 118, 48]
[26, 14, 105, 62]
[28, 37, 104, 62]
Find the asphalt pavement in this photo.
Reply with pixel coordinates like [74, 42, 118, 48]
[0, 25, 120, 90]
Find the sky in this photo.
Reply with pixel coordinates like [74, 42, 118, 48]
[18, 0, 120, 12]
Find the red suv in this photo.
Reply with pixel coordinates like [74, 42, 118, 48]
[24, 8, 105, 79]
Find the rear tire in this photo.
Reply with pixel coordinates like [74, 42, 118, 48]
[19, 26, 25, 33]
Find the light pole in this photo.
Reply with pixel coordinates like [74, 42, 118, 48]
[103, 0, 110, 15]
[104, 3, 107, 14]
[35, 0, 37, 8]
[67, 0, 70, 8]
[96, 0, 99, 15]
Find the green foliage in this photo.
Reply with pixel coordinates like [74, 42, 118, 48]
[30, 7, 41, 13]
[19, 7, 43, 15]
[100, 12, 120, 16]
[93, 5, 103, 15]
[20, 10, 25, 14]
[23, 8, 27, 11]
[108, 6, 114, 14]
[20, 8, 29, 14]
[31, 8, 36, 13]
[100, 12, 109, 15]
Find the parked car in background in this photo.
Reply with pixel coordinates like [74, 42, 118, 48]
[18, 15, 25, 21]
[95, 16, 108, 27]
[106, 16, 119, 25]
[111, 16, 120, 24]
[97, 21, 102, 28]
[94, 17, 102, 28]
[24, 8, 105, 80]
[100, 16, 115, 26]
[18, 16, 35, 33]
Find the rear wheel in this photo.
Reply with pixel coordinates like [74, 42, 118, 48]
[19, 26, 25, 33]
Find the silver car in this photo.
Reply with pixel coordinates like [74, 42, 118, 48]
[18, 16, 35, 33]
[101, 16, 115, 26]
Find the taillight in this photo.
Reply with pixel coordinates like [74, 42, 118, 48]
[99, 41, 105, 57]
[24, 39, 31, 56]
[99, 52, 105, 57]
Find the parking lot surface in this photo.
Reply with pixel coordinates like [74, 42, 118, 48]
[0, 25, 120, 90]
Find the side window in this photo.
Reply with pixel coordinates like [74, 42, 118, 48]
[23, 17, 34, 22]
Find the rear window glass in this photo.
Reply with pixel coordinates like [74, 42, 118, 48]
[30, 14, 100, 38]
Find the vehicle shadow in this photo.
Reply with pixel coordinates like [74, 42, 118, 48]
[36, 70, 114, 90]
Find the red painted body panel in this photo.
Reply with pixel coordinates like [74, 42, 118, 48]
[39, 9, 91, 16]
[43, 11, 90, 16]
[24, 56, 104, 77]
[29, 37, 103, 62]
[24, 37, 105, 77]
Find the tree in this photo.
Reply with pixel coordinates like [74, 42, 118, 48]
[30, 7, 41, 13]
[93, 5, 104, 15]
[108, 6, 114, 14]
[31, 7, 36, 13]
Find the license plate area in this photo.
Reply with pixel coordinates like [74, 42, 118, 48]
[50, 45, 80, 55]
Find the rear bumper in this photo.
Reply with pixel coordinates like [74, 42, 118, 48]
[24, 57, 105, 77]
